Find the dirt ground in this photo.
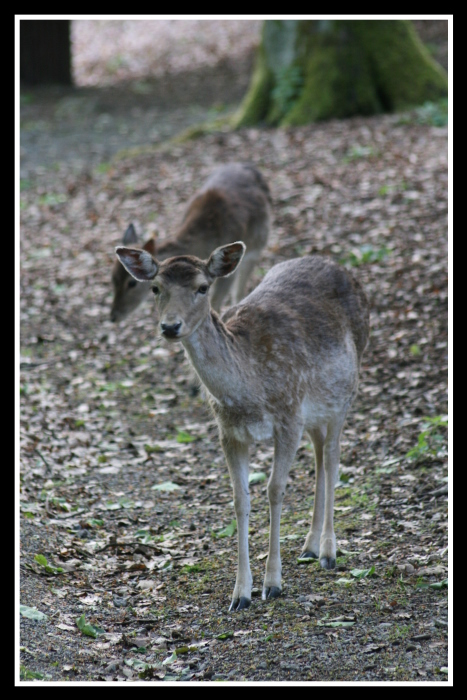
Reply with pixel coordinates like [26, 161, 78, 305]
[19, 20, 450, 685]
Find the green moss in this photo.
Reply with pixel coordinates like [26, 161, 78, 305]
[232, 28, 275, 128]
[171, 115, 233, 143]
[236, 19, 448, 128]
[352, 20, 447, 111]
[268, 65, 304, 124]
[284, 21, 381, 125]
[233, 62, 273, 127]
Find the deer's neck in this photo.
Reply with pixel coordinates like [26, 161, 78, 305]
[182, 311, 247, 405]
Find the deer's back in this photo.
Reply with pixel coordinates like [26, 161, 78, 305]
[175, 163, 271, 255]
[224, 255, 369, 366]
[200, 162, 271, 205]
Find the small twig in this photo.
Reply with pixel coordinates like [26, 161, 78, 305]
[52, 508, 86, 520]
[34, 448, 53, 475]
[113, 618, 161, 626]
[21, 359, 59, 370]
[45, 494, 53, 516]
[73, 546, 94, 559]
[199, 494, 231, 505]
[96, 541, 164, 554]
[430, 484, 448, 497]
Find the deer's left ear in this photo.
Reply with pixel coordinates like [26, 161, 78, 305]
[207, 242, 246, 279]
[122, 223, 138, 245]
[115, 246, 159, 282]
[143, 236, 157, 257]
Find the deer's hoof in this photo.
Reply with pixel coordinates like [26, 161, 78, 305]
[320, 556, 336, 570]
[298, 550, 318, 561]
[262, 586, 281, 600]
[229, 596, 251, 612]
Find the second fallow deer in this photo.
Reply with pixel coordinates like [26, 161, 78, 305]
[115, 242, 369, 611]
[110, 162, 271, 322]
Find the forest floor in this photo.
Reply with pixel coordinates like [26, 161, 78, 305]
[19, 20, 449, 685]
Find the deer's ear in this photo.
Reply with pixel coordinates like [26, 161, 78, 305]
[115, 247, 158, 282]
[122, 223, 138, 245]
[143, 237, 157, 257]
[207, 242, 246, 279]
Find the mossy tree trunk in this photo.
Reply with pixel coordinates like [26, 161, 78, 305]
[233, 19, 448, 128]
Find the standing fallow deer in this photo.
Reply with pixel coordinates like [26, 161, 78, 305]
[110, 162, 271, 322]
[115, 242, 369, 611]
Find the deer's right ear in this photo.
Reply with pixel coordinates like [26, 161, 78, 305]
[115, 247, 158, 282]
[207, 242, 246, 279]
[122, 223, 138, 245]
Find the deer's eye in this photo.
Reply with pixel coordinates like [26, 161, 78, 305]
[128, 279, 137, 288]
[152, 286, 160, 295]
[197, 285, 209, 295]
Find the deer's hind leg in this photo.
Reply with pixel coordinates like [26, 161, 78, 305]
[300, 426, 326, 562]
[318, 420, 344, 569]
[300, 417, 345, 569]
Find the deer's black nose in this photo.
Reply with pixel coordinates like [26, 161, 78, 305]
[161, 321, 182, 338]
